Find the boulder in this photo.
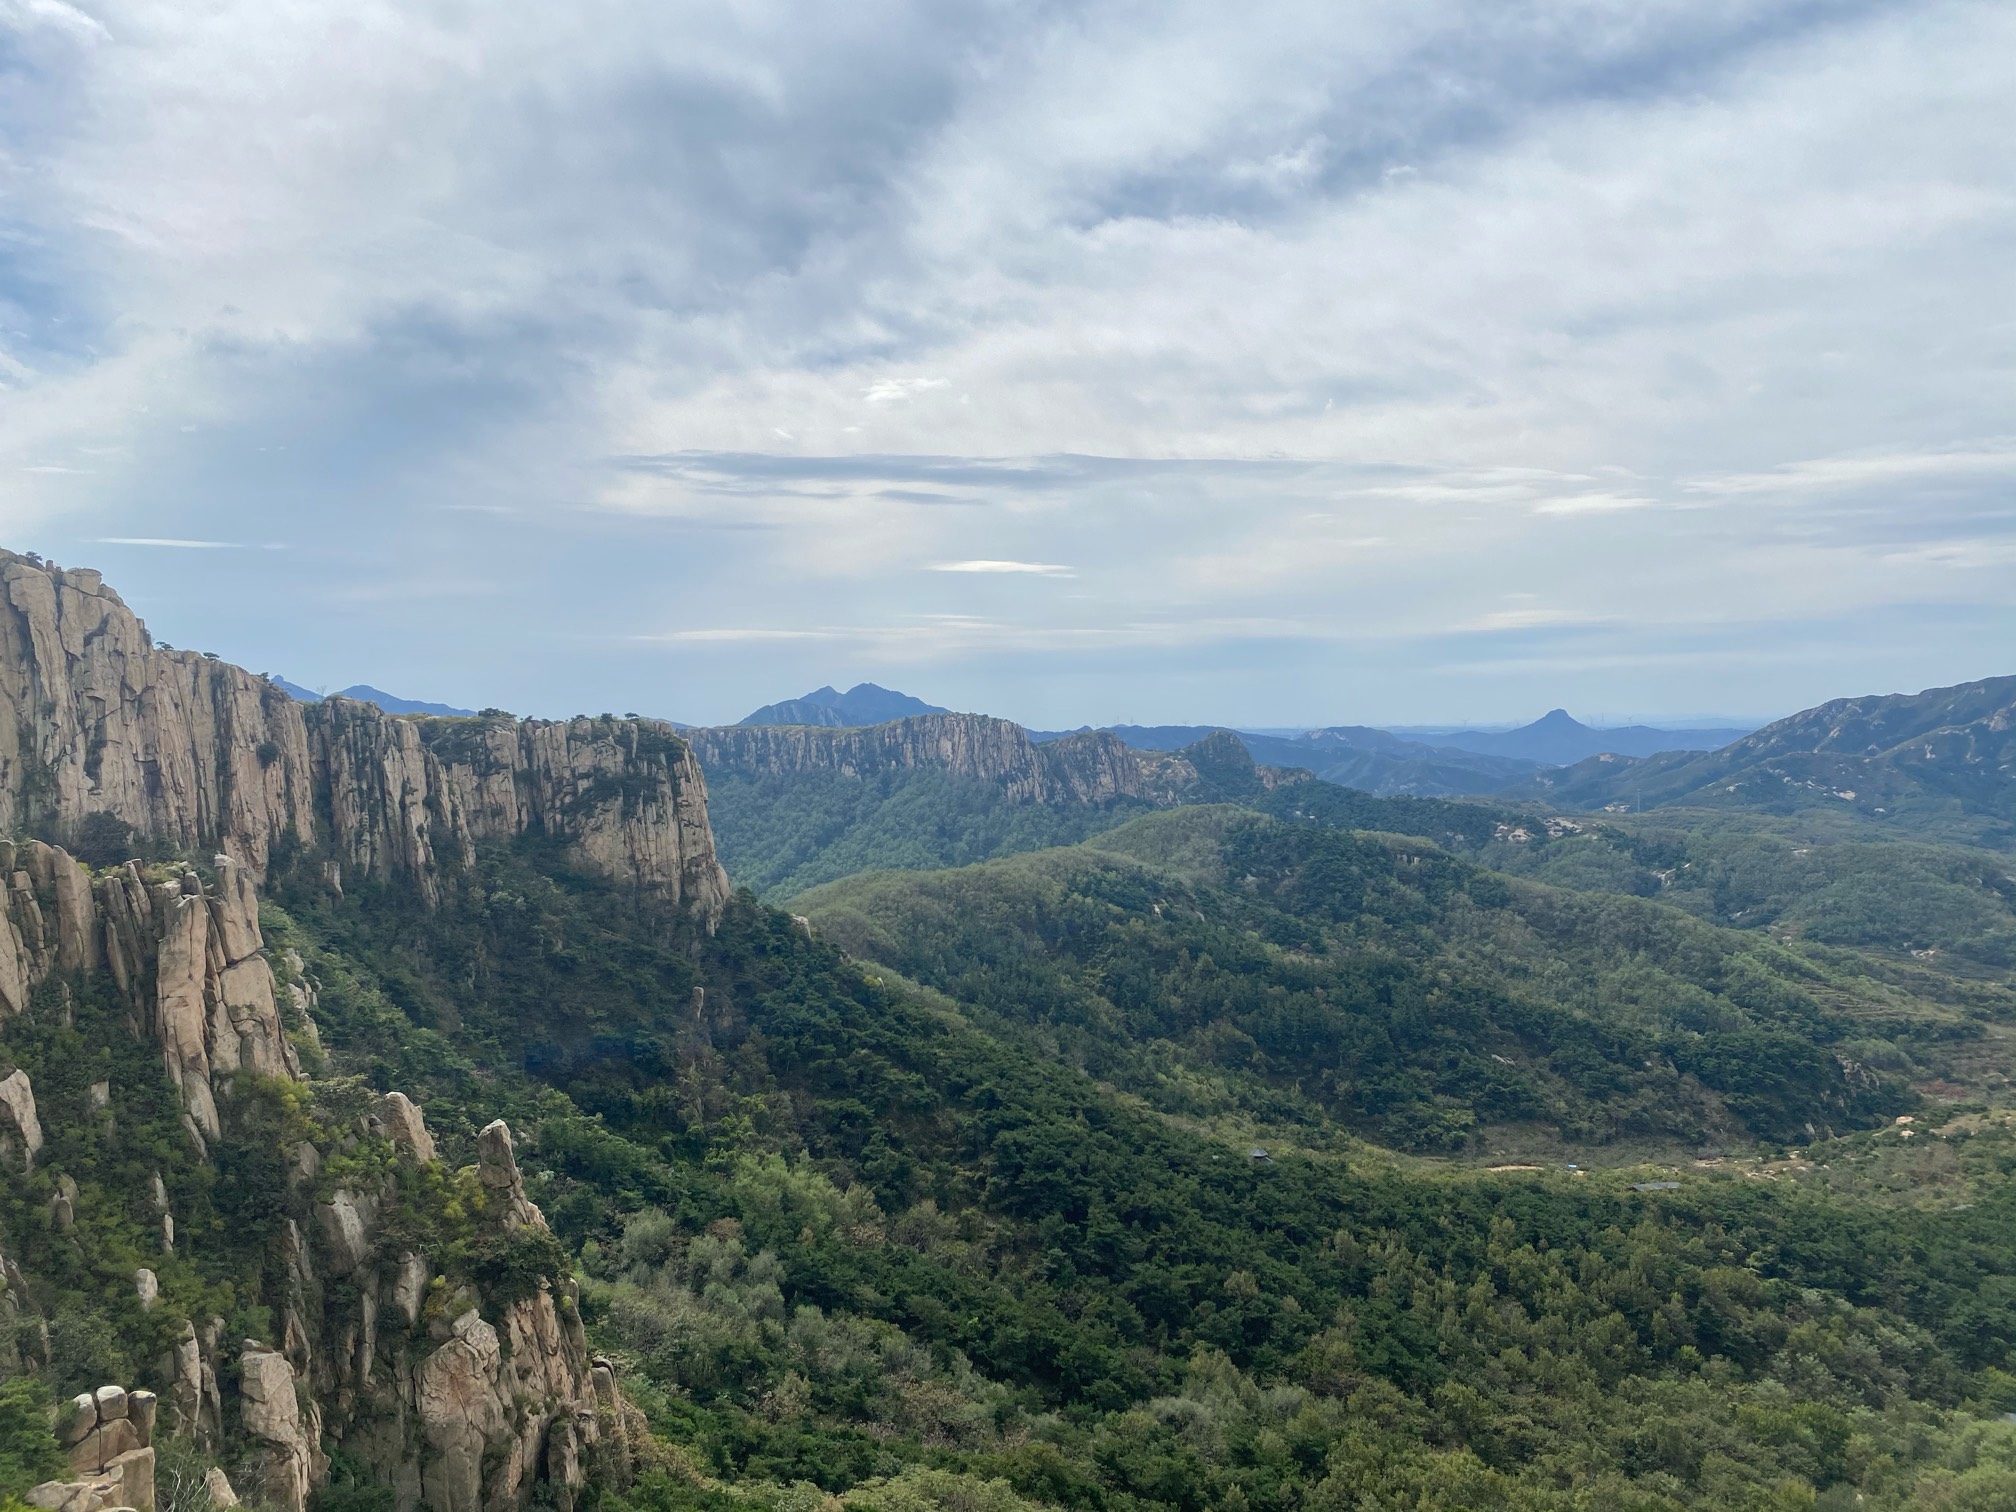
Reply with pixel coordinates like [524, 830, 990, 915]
[106, 1446, 155, 1512]
[127, 1390, 156, 1445]
[52, 1173, 77, 1230]
[476, 1121, 542, 1230]
[204, 1467, 239, 1508]
[161, 1324, 201, 1436]
[475, 1121, 519, 1190]
[25, 1482, 93, 1512]
[133, 1270, 157, 1310]
[68, 1415, 138, 1475]
[207, 856, 263, 962]
[58, 1394, 96, 1447]
[93, 1387, 127, 1422]
[416, 1311, 510, 1512]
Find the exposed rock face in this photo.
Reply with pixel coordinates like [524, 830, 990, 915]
[0, 822, 629, 1512]
[240, 1346, 314, 1512]
[0, 551, 727, 922]
[0, 841, 301, 1147]
[376, 1091, 436, 1164]
[687, 714, 1304, 808]
[0, 1068, 43, 1169]
[416, 716, 729, 920]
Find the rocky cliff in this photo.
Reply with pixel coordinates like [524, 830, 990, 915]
[686, 714, 1305, 806]
[0, 837, 637, 1512]
[0, 551, 727, 922]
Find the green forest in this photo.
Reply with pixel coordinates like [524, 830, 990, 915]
[236, 794, 2016, 1512]
[7, 762, 2016, 1512]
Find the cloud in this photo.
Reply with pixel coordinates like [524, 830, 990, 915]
[3, 0, 2012, 725]
[1531, 494, 1658, 516]
[1690, 446, 2016, 498]
[1463, 606, 1607, 632]
[93, 537, 268, 549]
[930, 560, 1074, 575]
[862, 377, 950, 404]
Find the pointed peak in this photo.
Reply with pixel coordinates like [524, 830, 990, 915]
[1528, 709, 1588, 731]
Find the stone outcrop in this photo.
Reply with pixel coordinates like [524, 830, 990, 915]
[0, 840, 301, 1149]
[686, 714, 1306, 808]
[0, 1067, 42, 1169]
[0, 551, 728, 922]
[294, 1113, 625, 1512]
[31, 1383, 158, 1512]
[239, 1345, 314, 1512]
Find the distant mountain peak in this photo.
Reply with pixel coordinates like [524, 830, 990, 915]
[276, 679, 474, 717]
[739, 682, 950, 728]
[1531, 708, 1587, 730]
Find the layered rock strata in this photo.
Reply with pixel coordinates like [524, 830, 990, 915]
[0, 552, 727, 921]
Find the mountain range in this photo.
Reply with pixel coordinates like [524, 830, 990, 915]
[270, 677, 1755, 787]
[273, 677, 476, 716]
[4, 549, 2016, 1512]
[1519, 672, 2016, 840]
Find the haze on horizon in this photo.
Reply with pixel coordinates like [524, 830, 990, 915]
[3, 0, 2013, 730]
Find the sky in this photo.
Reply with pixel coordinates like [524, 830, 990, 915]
[3, 0, 2013, 729]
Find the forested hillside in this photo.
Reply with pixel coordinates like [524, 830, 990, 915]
[264, 828, 2016, 1512]
[792, 808, 2010, 1152]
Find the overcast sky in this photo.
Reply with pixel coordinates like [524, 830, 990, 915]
[3, 0, 2012, 728]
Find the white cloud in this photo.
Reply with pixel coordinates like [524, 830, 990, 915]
[1531, 494, 1657, 516]
[3, 0, 2012, 724]
[862, 378, 950, 405]
[1463, 607, 1606, 632]
[94, 537, 259, 549]
[930, 560, 1074, 575]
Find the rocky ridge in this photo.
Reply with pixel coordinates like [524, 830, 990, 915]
[0, 837, 637, 1512]
[0, 551, 727, 920]
[686, 715, 1306, 806]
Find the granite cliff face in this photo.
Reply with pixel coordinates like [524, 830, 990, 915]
[0, 838, 638, 1512]
[417, 715, 727, 917]
[686, 714, 1303, 806]
[0, 552, 726, 922]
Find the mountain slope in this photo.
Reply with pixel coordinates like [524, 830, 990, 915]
[740, 683, 949, 727]
[793, 807, 1943, 1151]
[1515, 673, 2016, 842]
